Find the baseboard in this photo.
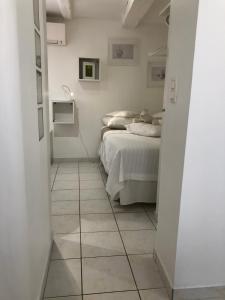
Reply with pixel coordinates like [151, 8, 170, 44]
[153, 250, 174, 300]
[53, 157, 100, 163]
[39, 238, 53, 300]
[153, 250, 225, 300]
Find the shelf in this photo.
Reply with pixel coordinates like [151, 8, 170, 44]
[79, 57, 100, 81]
[52, 101, 75, 125]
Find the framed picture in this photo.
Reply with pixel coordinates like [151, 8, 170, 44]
[38, 107, 44, 141]
[33, 0, 40, 29]
[35, 30, 41, 68]
[147, 60, 166, 87]
[36, 70, 43, 104]
[108, 38, 139, 66]
[83, 62, 95, 80]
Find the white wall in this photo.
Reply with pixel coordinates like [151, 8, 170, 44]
[156, 0, 199, 286]
[175, 0, 225, 288]
[48, 19, 168, 158]
[156, 0, 225, 290]
[0, 1, 51, 299]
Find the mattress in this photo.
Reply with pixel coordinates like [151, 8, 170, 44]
[99, 130, 160, 200]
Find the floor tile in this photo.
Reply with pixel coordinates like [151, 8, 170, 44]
[80, 173, 102, 181]
[173, 287, 225, 300]
[115, 213, 155, 231]
[52, 215, 80, 234]
[51, 201, 79, 215]
[80, 188, 107, 200]
[53, 180, 79, 190]
[80, 199, 112, 214]
[144, 205, 157, 228]
[82, 256, 136, 294]
[45, 297, 81, 300]
[111, 200, 145, 213]
[51, 190, 79, 201]
[51, 234, 80, 259]
[79, 167, 100, 174]
[80, 180, 104, 189]
[44, 259, 81, 297]
[120, 230, 155, 254]
[140, 288, 169, 300]
[56, 173, 79, 181]
[59, 162, 78, 168]
[81, 213, 118, 233]
[129, 254, 164, 289]
[81, 231, 125, 257]
[83, 291, 140, 300]
[58, 168, 78, 174]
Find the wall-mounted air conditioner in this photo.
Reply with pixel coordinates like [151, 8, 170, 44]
[47, 22, 66, 46]
[159, 2, 170, 26]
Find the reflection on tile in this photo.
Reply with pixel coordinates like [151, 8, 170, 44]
[82, 256, 136, 294]
[81, 214, 117, 233]
[129, 254, 164, 289]
[80, 199, 112, 214]
[81, 231, 125, 257]
[80, 189, 107, 200]
[140, 288, 169, 300]
[80, 180, 104, 189]
[83, 291, 140, 300]
[121, 230, 155, 254]
[52, 215, 80, 234]
[51, 201, 79, 215]
[115, 213, 155, 231]
[52, 234, 80, 259]
[51, 190, 79, 201]
[44, 259, 81, 297]
[53, 180, 79, 190]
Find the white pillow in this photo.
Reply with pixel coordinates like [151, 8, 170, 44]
[108, 117, 135, 129]
[126, 123, 161, 137]
[106, 110, 139, 118]
[152, 111, 163, 119]
[140, 109, 152, 123]
[102, 116, 112, 126]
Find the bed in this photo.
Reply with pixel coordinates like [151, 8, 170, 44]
[99, 130, 160, 205]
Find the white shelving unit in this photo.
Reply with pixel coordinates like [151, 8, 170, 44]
[52, 101, 75, 124]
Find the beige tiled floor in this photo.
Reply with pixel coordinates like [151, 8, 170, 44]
[44, 162, 167, 300]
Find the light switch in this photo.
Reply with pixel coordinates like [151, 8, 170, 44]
[170, 78, 177, 103]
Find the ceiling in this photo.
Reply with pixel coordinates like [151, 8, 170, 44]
[46, 0, 170, 25]
[46, 0, 128, 20]
[142, 0, 170, 24]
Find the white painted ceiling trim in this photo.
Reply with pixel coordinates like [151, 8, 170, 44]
[57, 0, 72, 20]
[123, 0, 155, 28]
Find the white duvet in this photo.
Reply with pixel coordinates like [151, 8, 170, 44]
[99, 130, 160, 200]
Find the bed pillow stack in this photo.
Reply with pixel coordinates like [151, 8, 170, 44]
[126, 123, 161, 137]
[102, 110, 140, 129]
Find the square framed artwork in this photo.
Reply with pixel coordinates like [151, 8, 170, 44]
[38, 107, 44, 141]
[108, 38, 140, 66]
[35, 30, 42, 68]
[33, 0, 40, 29]
[83, 62, 95, 80]
[36, 70, 43, 104]
[147, 60, 166, 87]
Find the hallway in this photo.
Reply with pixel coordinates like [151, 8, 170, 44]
[44, 162, 168, 300]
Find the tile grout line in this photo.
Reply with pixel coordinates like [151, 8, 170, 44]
[98, 164, 142, 300]
[78, 162, 84, 300]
